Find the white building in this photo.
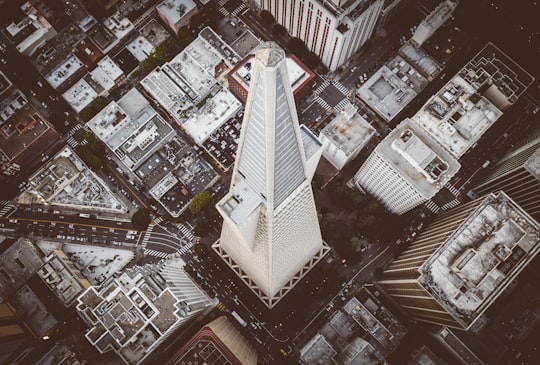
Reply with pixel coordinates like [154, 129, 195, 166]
[319, 103, 375, 169]
[380, 192, 540, 330]
[354, 118, 460, 215]
[254, 0, 384, 71]
[213, 43, 329, 308]
[412, 0, 458, 47]
[77, 258, 216, 365]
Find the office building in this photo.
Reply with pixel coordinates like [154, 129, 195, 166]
[213, 42, 329, 308]
[379, 192, 540, 330]
[319, 103, 375, 170]
[157, 0, 198, 35]
[166, 316, 257, 365]
[77, 258, 216, 365]
[411, 0, 458, 47]
[354, 118, 460, 215]
[253, 0, 384, 71]
[472, 137, 540, 221]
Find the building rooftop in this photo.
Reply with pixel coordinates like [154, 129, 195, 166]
[457, 43, 534, 110]
[157, 0, 197, 25]
[412, 0, 458, 46]
[140, 67, 193, 123]
[413, 75, 503, 158]
[37, 250, 92, 307]
[126, 35, 155, 62]
[44, 54, 84, 90]
[26, 147, 128, 213]
[0, 238, 43, 302]
[231, 53, 314, 97]
[321, 103, 375, 156]
[377, 118, 461, 198]
[300, 333, 337, 365]
[0, 103, 56, 161]
[217, 179, 263, 225]
[199, 26, 241, 67]
[77, 258, 215, 364]
[419, 192, 540, 329]
[0, 87, 26, 124]
[62, 78, 98, 113]
[399, 42, 442, 80]
[183, 89, 242, 145]
[358, 57, 427, 122]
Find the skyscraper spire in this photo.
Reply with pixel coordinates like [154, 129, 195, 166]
[214, 42, 329, 308]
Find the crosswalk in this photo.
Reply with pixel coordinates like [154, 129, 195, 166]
[67, 136, 78, 148]
[144, 249, 171, 259]
[424, 200, 441, 214]
[0, 202, 15, 218]
[441, 199, 461, 211]
[177, 223, 194, 242]
[445, 182, 460, 196]
[333, 81, 350, 96]
[314, 96, 332, 112]
[177, 240, 194, 256]
[333, 99, 352, 113]
[140, 224, 155, 249]
[313, 80, 330, 96]
[218, 0, 247, 17]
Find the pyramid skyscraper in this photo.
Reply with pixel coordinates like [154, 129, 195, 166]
[214, 42, 329, 308]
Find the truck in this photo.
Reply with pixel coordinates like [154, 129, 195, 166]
[79, 213, 91, 218]
[231, 311, 247, 327]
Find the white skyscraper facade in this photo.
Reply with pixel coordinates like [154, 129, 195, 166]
[214, 42, 329, 308]
[354, 119, 460, 215]
[253, 0, 384, 71]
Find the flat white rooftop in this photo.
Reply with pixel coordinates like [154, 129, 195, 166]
[45, 54, 84, 89]
[358, 57, 426, 122]
[62, 78, 98, 112]
[96, 55, 123, 82]
[419, 192, 540, 329]
[183, 89, 242, 145]
[321, 104, 375, 156]
[127, 35, 155, 61]
[232, 54, 312, 94]
[103, 11, 133, 40]
[378, 118, 461, 197]
[157, 0, 196, 25]
[140, 67, 193, 122]
[164, 40, 217, 102]
[413, 75, 503, 158]
[399, 42, 442, 80]
[199, 26, 241, 67]
[218, 179, 263, 225]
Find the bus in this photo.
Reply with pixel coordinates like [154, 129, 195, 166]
[79, 213, 91, 218]
[231, 311, 247, 327]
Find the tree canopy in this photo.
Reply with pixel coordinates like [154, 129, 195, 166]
[132, 208, 151, 231]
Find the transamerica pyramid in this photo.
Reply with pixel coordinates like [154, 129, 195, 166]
[213, 42, 329, 308]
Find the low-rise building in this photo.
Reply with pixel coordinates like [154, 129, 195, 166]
[157, 0, 198, 35]
[319, 103, 375, 170]
[228, 53, 314, 104]
[77, 258, 216, 365]
[354, 118, 460, 215]
[166, 316, 258, 365]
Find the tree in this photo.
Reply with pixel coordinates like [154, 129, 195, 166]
[188, 190, 213, 214]
[260, 10, 275, 26]
[272, 23, 287, 36]
[288, 37, 307, 58]
[76, 145, 102, 171]
[132, 208, 151, 231]
[302, 51, 320, 69]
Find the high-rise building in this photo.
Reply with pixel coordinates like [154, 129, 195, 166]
[166, 316, 258, 365]
[472, 137, 540, 221]
[253, 0, 384, 71]
[76, 258, 216, 365]
[213, 42, 329, 308]
[354, 118, 460, 215]
[379, 192, 540, 330]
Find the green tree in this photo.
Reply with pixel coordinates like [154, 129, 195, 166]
[76, 145, 102, 171]
[302, 51, 320, 69]
[272, 23, 287, 36]
[288, 37, 307, 58]
[188, 190, 213, 214]
[260, 10, 275, 25]
[132, 208, 151, 231]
